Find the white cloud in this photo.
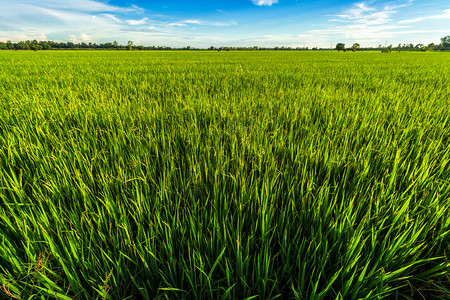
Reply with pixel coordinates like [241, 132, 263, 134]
[399, 9, 450, 23]
[16, 0, 141, 13]
[183, 19, 203, 25]
[384, 0, 414, 11]
[245, 33, 300, 44]
[251, 0, 279, 7]
[70, 33, 92, 43]
[168, 23, 187, 27]
[293, 0, 449, 47]
[102, 14, 121, 23]
[0, 0, 446, 48]
[168, 19, 237, 27]
[80, 33, 91, 41]
[334, 2, 398, 25]
[305, 24, 410, 40]
[1, 6, 119, 39]
[0, 0, 240, 44]
[304, 1, 416, 41]
[212, 21, 238, 26]
[126, 18, 148, 25]
[337, 2, 374, 19]
[0, 0, 143, 42]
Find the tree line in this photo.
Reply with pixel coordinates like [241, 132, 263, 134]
[1, 36, 449, 51]
[335, 36, 450, 52]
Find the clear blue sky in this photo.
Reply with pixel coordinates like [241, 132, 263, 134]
[0, 0, 448, 47]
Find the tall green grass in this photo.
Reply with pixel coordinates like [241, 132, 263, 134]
[0, 51, 449, 299]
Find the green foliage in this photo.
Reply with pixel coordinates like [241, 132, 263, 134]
[441, 35, 450, 48]
[31, 44, 43, 51]
[0, 51, 449, 299]
[336, 43, 345, 51]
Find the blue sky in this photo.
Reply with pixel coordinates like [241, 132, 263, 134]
[0, 0, 448, 47]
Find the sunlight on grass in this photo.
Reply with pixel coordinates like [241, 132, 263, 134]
[0, 51, 449, 299]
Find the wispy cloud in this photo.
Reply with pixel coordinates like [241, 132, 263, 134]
[168, 19, 237, 27]
[101, 14, 121, 23]
[337, 2, 375, 20]
[126, 18, 148, 25]
[168, 22, 187, 27]
[384, 0, 414, 11]
[0, 0, 237, 45]
[0, 0, 144, 41]
[302, 1, 414, 42]
[0, 0, 447, 48]
[304, 24, 410, 40]
[70, 33, 92, 43]
[333, 2, 400, 25]
[294, 0, 449, 47]
[17, 0, 142, 13]
[244, 33, 300, 44]
[251, 0, 279, 7]
[399, 9, 450, 23]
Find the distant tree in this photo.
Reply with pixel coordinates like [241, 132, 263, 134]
[335, 43, 345, 51]
[441, 35, 450, 48]
[2, 38, 446, 52]
[40, 41, 51, 50]
[351, 43, 360, 52]
[16, 41, 30, 50]
[102, 42, 112, 49]
[31, 44, 43, 51]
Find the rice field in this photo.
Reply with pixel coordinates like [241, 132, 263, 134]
[0, 50, 449, 299]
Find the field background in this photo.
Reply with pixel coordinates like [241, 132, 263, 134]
[0, 51, 449, 299]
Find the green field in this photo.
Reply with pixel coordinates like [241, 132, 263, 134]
[0, 51, 449, 299]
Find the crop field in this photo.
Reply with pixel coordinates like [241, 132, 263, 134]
[0, 50, 449, 299]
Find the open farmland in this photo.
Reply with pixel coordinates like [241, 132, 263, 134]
[0, 51, 449, 299]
